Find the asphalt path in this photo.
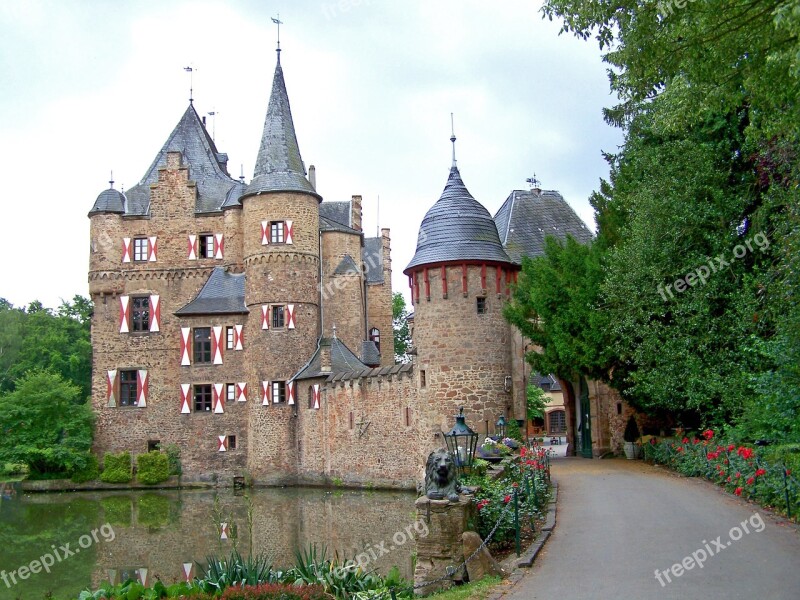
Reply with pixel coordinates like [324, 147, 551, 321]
[502, 457, 800, 599]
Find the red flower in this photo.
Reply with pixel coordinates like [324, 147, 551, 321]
[512, 482, 519, 488]
[735, 472, 741, 478]
[703, 429, 714, 440]
[676, 446, 684, 453]
[682, 437, 689, 444]
[787, 469, 792, 476]
[503, 495, 511, 504]
[734, 487, 743, 496]
[727, 444, 736, 452]
[520, 447, 527, 457]
[737, 447, 754, 460]
[692, 438, 700, 445]
[726, 476, 731, 482]
[476, 499, 490, 511]
[707, 452, 718, 460]
[755, 468, 766, 477]
[746, 477, 755, 485]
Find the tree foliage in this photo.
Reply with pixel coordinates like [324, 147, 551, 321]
[392, 292, 412, 363]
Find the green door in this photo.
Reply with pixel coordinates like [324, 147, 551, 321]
[579, 378, 593, 458]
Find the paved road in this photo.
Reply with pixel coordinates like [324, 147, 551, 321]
[503, 458, 800, 599]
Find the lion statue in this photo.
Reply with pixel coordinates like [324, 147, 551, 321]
[425, 448, 461, 502]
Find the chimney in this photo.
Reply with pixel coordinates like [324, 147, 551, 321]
[309, 164, 316, 190]
[320, 339, 332, 373]
[381, 228, 392, 276]
[351, 195, 362, 231]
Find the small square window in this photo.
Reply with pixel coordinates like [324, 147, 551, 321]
[476, 297, 487, 314]
[119, 370, 138, 406]
[147, 440, 161, 452]
[226, 326, 235, 350]
[272, 381, 286, 404]
[226, 383, 236, 402]
[199, 234, 215, 259]
[131, 296, 150, 332]
[193, 327, 212, 364]
[228, 435, 237, 450]
[194, 384, 212, 412]
[270, 221, 285, 244]
[133, 238, 148, 262]
[272, 305, 285, 329]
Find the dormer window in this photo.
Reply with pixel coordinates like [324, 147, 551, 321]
[369, 327, 380, 351]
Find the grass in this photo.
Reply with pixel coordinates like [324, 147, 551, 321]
[424, 576, 503, 600]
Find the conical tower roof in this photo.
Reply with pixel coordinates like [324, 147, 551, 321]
[243, 55, 319, 200]
[405, 166, 512, 273]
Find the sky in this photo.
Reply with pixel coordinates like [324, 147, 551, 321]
[0, 0, 622, 309]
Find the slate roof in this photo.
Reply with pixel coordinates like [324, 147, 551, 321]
[175, 267, 248, 315]
[243, 55, 320, 200]
[319, 215, 360, 234]
[89, 187, 126, 215]
[104, 104, 241, 216]
[533, 373, 562, 392]
[319, 201, 351, 228]
[333, 254, 360, 275]
[494, 189, 593, 264]
[363, 237, 384, 284]
[405, 167, 513, 273]
[294, 337, 369, 380]
[360, 340, 381, 367]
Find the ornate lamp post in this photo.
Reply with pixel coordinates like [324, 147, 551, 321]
[495, 415, 507, 439]
[443, 407, 478, 477]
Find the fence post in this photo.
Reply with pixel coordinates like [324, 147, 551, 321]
[514, 488, 521, 557]
[783, 466, 792, 519]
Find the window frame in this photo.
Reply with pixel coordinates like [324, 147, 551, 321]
[119, 369, 138, 407]
[226, 326, 235, 350]
[226, 383, 236, 403]
[194, 383, 213, 412]
[193, 327, 212, 364]
[199, 233, 215, 259]
[270, 221, 285, 244]
[476, 296, 487, 315]
[271, 305, 286, 329]
[133, 237, 148, 262]
[272, 380, 286, 404]
[130, 296, 150, 332]
[228, 434, 237, 450]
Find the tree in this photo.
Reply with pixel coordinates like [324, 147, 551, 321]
[526, 383, 548, 422]
[392, 292, 412, 363]
[0, 370, 95, 476]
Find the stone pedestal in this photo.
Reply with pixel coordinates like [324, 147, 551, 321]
[413, 495, 475, 595]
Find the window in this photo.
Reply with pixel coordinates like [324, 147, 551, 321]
[193, 327, 212, 364]
[147, 440, 161, 452]
[272, 305, 285, 329]
[308, 386, 314, 409]
[226, 326, 235, 350]
[476, 297, 487, 314]
[420, 370, 426, 388]
[226, 383, 236, 402]
[228, 435, 237, 450]
[133, 238, 148, 262]
[199, 234, 215, 259]
[131, 296, 150, 332]
[404, 407, 411, 427]
[270, 221, 285, 244]
[549, 410, 566, 434]
[119, 370, 138, 406]
[272, 381, 286, 404]
[369, 327, 380, 351]
[194, 384, 212, 412]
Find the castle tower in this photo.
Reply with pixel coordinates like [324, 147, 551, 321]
[239, 49, 322, 481]
[404, 142, 518, 437]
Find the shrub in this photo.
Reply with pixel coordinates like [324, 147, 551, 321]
[71, 453, 100, 483]
[100, 451, 132, 483]
[165, 443, 182, 476]
[221, 583, 328, 600]
[1, 462, 29, 476]
[137, 493, 173, 529]
[506, 418, 524, 443]
[136, 450, 170, 485]
[100, 495, 132, 527]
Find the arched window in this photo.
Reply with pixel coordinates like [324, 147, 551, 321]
[369, 327, 380, 351]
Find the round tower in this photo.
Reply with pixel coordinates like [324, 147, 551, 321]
[88, 182, 126, 296]
[240, 50, 321, 482]
[404, 145, 518, 438]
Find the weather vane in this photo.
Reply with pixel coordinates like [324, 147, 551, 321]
[272, 14, 283, 55]
[184, 66, 195, 103]
[526, 174, 541, 190]
[450, 113, 457, 168]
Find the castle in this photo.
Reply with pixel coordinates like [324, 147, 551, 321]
[88, 48, 630, 488]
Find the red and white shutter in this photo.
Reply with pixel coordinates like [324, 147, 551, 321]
[107, 370, 118, 407]
[287, 304, 296, 329]
[285, 220, 294, 244]
[312, 384, 321, 410]
[214, 233, 224, 259]
[137, 569, 149, 587]
[261, 305, 270, 330]
[212, 326, 223, 365]
[180, 384, 191, 414]
[234, 324, 244, 350]
[180, 327, 191, 366]
[213, 383, 225, 413]
[137, 370, 149, 407]
[287, 381, 295, 405]
[188, 235, 198, 260]
[261, 220, 269, 245]
[220, 522, 229, 538]
[236, 382, 247, 402]
[119, 296, 130, 333]
[182, 563, 194, 583]
[148, 236, 157, 262]
[218, 437, 228, 452]
[261, 381, 271, 405]
[149, 295, 161, 332]
[122, 238, 132, 263]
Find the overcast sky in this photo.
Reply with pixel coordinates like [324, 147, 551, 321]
[0, 0, 622, 309]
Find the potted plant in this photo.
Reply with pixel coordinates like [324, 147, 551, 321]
[477, 438, 511, 463]
[623, 416, 641, 459]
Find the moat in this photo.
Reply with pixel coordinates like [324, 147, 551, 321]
[0, 485, 416, 599]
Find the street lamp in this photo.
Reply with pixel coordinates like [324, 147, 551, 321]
[495, 415, 507, 439]
[443, 407, 478, 477]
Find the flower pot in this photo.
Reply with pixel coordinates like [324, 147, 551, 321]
[624, 441, 638, 460]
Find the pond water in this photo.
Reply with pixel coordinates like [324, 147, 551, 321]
[0, 484, 416, 600]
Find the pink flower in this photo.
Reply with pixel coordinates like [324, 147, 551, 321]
[746, 477, 755, 485]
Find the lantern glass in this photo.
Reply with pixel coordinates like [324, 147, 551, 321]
[495, 415, 507, 439]
[443, 407, 478, 476]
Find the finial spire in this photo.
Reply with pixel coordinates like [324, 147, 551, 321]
[450, 113, 457, 168]
[239, 164, 245, 183]
[109, 170, 114, 189]
[332, 324, 337, 339]
[526, 174, 542, 192]
[272, 15, 283, 60]
[184, 66, 194, 103]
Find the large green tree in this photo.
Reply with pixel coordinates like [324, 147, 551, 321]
[392, 292, 412, 363]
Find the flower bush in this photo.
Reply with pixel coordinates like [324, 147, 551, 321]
[643, 431, 799, 520]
